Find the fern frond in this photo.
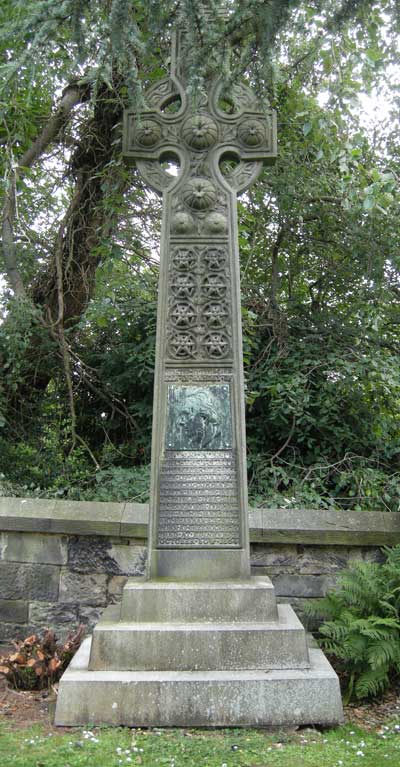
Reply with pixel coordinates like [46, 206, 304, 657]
[354, 666, 389, 699]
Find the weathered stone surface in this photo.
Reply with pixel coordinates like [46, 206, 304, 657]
[59, 570, 108, 606]
[1, 498, 399, 546]
[89, 604, 309, 672]
[277, 598, 321, 632]
[52, 501, 123, 536]
[78, 605, 104, 632]
[120, 503, 148, 538]
[0, 562, 60, 601]
[0, 498, 57, 532]
[29, 601, 80, 627]
[0, 598, 28, 623]
[55, 639, 343, 727]
[2, 532, 67, 565]
[67, 536, 120, 574]
[120, 576, 278, 623]
[108, 543, 147, 576]
[67, 536, 147, 576]
[260, 508, 400, 545]
[0, 622, 34, 642]
[273, 574, 337, 598]
[107, 575, 128, 602]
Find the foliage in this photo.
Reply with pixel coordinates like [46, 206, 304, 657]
[0, 626, 84, 691]
[310, 545, 400, 701]
[0, 1, 399, 508]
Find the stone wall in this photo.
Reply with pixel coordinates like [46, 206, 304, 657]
[1, 498, 399, 642]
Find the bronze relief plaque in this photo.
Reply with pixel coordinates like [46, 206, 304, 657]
[165, 384, 232, 451]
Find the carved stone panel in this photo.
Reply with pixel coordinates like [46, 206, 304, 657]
[166, 244, 232, 362]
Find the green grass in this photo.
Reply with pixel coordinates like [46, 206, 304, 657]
[1, 721, 400, 767]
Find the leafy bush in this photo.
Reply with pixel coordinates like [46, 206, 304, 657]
[0, 626, 84, 690]
[310, 546, 400, 701]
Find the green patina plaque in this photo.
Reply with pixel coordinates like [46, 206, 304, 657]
[166, 385, 232, 451]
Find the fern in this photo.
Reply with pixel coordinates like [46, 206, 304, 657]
[313, 544, 400, 700]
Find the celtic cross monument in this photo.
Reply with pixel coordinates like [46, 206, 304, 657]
[122, 26, 277, 580]
[55, 18, 343, 728]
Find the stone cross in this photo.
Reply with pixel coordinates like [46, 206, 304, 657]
[123, 25, 277, 580]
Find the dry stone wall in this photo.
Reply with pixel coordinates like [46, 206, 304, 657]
[0, 498, 399, 641]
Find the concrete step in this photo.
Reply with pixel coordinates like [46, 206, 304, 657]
[56, 637, 343, 727]
[89, 603, 309, 672]
[120, 576, 278, 623]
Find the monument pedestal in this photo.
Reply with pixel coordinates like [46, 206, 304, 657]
[55, 576, 343, 726]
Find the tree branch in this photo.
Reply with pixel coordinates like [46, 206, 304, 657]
[1, 81, 89, 297]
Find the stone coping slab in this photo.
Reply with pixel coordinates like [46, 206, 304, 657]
[1, 497, 399, 545]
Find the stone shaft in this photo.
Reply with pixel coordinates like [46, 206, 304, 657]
[123, 34, 277, 578]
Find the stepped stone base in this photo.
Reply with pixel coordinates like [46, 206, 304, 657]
[120, 577, 278, 622]
[55, 637, 343, 727]
[55, 576, 343, 727]
[89, 603, 309, 671]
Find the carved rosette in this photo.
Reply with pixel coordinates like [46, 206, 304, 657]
[182, 178, 217, 211]
[167, 245, 231, 361]
[181, 114, 218, 150]
[134, 120, 162, 147]
[238, 119, 266, 147]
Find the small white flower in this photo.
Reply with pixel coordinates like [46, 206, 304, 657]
[350, 731, 355, 735]
[338, 761, 343, 765]
[127, 759, 132, 763]
[356, 750, 364, 757]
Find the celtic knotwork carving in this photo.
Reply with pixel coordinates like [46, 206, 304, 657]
[166, 245, 232, 362]
[182, 114, 218, 150]
[172, 248, 197, 271]
[182, 178, 217, 211]
[171, 274, 196, 298]
[170, 302, 196, 328]
[203, 332, 230, 358]
[201, 274, 227, 299]
[202, 247, 226, 270]
[169, 332, 196, 358]
[203, 302, 229, 328]
[238, 119, 266, 147]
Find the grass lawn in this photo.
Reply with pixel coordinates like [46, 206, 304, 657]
[1, 721, 400, 767]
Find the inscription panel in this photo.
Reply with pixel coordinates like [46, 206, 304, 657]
[157, 451, 241, 548]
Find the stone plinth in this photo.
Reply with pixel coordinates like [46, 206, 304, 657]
[55, 576, 343, 726]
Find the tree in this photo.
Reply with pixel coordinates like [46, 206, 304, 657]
[0, 1, 399, 507]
